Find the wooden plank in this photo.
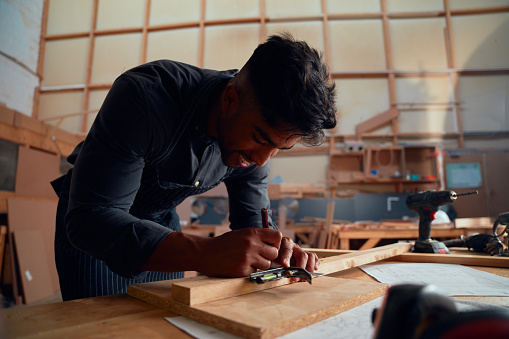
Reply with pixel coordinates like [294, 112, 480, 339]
[0, 191, 57, 213]
[318, 243, 411, 274]
[454, 217, 492, 228]
[318, 201, 335, 248]
[168, 243, 410, 306]
[335, 228, 465, 239]
[0, 225, 6, 277]
[340, 237, 350, 250]
[170, 275, 290, 306]
[0, 119, 81, 157]
[355, 108, 398, 136]
[393, 252, 509, 268]
[15, 146, 60, 198]
[308, 247, 509, 268]
[128, 277, 387, 339]
[359, 237, 381, 250]
[13, 230, 54, 304]
[13, 112, 45, 135]
[308, 248, 355, 257]
[7, 197, 59, 292]
[7, 232, 23, 305]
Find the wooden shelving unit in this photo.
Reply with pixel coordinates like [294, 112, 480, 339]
[327, 144, 443, 195]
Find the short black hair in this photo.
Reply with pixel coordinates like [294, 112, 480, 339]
[243, 32, 337, 146]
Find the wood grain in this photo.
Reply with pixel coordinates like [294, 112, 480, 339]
[318, 243, 411, 274]
[128, 277, 387, 339]
[170, 243, 410, 306]
[170, 275, 290, 306]
[393, 252, 509, 268]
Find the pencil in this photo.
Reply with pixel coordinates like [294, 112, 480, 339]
[261, 208, 269, 228]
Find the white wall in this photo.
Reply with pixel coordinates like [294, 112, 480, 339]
[0, 0, 43, 116]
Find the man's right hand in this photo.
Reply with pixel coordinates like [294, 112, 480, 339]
[195, 228, 282, 277]
[142, 227, 283, 277]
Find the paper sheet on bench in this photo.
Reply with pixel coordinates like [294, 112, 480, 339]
[359, 263, 509, 296]
[166, 298, 504, 339]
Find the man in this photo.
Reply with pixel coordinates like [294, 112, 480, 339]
[52, 33, 337, 301]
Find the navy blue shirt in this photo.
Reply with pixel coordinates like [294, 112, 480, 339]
[64, 60, 276, 278]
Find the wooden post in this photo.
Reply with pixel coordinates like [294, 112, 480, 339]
[0, 225, 7, 277]
[318, 201, 335, 248]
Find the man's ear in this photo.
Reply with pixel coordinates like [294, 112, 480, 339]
[222, 83, 239, 117]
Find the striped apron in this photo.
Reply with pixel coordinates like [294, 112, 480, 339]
[54, 164, 223, 301]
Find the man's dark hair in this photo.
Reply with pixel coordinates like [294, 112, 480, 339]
[243, 32, 337, 146]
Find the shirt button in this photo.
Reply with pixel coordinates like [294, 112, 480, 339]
[194, 181, 200, 187]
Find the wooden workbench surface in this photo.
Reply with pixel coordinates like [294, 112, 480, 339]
[3, 250, 508, 338]
[2, 293, 186, 338]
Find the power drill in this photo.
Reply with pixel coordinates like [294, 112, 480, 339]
[406, 190, 478, 254]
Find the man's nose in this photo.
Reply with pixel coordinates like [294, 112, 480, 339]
[252, 146, 279, 167]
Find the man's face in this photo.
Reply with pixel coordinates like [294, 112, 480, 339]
[216, 99, 299, 168]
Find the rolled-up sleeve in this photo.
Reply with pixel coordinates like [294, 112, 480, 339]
[66, 75, 173, 278]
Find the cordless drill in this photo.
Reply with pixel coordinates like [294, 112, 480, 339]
[406, 190, 478, 254]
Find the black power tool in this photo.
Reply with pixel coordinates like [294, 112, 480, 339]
[406, 190, 477, 254]
[440, 211, 509, 255]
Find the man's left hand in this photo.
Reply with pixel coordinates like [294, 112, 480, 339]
[275, 237, 319, 275]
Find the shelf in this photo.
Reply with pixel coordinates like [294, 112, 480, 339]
[330, 179, 439, 185]
[328, 145, 442, 193]
[330, 150, 364, 156]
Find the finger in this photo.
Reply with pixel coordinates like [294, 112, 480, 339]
[259, 242, 280, 261]
[305, 252, 319, 272]
[278, 237, 296, 267]
[251, 256, 272, 272]
[293, 248, 309, 269]
[290, 249, 308, 283]
[279, 247, 293, 267]
[257, 228, 283, 249]
[314, 253, 320, 271]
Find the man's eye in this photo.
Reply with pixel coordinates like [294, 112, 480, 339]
[253, 135, 265, 145]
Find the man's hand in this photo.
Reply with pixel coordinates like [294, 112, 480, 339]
[195, 228, 282, 277]
[142, 228, 319, 280]
[274, 236, 320, 279]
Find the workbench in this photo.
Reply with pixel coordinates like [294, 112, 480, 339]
[328, 221, 501, 251]
[3, 249, 508, 338]
[330, 226, 467, 250]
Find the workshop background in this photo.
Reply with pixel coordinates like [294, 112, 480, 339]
[0, 0, 508, 305]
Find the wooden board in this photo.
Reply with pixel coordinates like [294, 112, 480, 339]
[0, 225, 6, 276]
[15, 146, 60, 198]
[393, 252, 509, 268]
[128, 276, 387, 339]
[169, 243, 410, 306]
[7, 197, 59, 292]
[13, 230, 54, 304]
[318, 242, 411, 274]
